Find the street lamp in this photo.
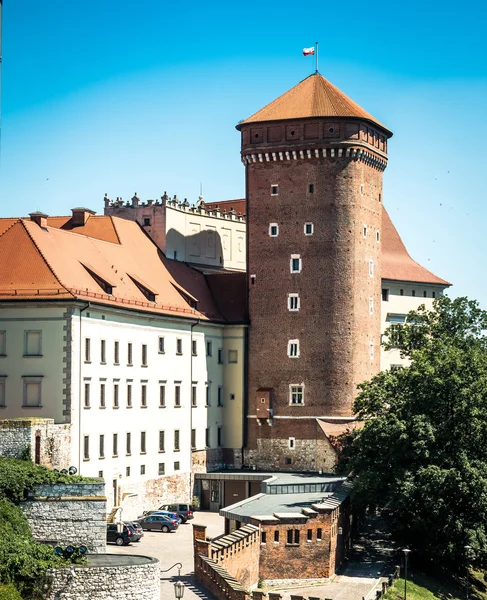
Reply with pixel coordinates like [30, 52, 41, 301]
[402, 548, 411, 600]
[465, 545, 472, 600]
[160, 562, 185, 599]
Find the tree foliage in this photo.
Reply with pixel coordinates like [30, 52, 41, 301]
[338, 296, 487, 569]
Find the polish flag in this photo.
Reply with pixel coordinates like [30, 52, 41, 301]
[302, 47, 315, 56]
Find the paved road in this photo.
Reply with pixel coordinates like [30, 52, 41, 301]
[107, 512, 395, 600]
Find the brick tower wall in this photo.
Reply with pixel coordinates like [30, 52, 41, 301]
[241, 118, 388, 469]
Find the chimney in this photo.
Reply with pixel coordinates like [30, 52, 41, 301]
[29, 212, 48, 228]
[71, 207, 96, 226]
[131, 193, 139, 208]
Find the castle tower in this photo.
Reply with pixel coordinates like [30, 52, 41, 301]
[237, 73, 393, 471]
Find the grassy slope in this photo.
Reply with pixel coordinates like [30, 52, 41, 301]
[384, 570, 487, 600]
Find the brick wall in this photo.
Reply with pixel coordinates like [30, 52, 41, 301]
[21, 482, 107, 553]
[0, 418, 72, 469]
[195, 555, 250, 600]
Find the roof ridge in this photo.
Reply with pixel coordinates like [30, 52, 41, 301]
[19, 221, 72, 297]
[103, 215, 122, 245]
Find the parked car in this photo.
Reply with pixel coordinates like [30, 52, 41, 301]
[141, 510, 181, 523]
[137, 514, 179, 533]
[107, 523, 132, 546]
[125, 521, 144, 541]
[157, 503, 194, 523]
[124, 522, 142, 542]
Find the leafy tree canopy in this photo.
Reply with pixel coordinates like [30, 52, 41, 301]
[338, 296, 487, 569]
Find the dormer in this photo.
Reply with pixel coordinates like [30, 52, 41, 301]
[71, 207, 96, 227]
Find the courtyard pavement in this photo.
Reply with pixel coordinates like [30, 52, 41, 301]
[107, 512, 395, 600]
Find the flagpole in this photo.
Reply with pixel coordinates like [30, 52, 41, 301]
[315, 41, 318, 73]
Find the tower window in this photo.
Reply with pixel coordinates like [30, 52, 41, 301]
[309, 184, 314, 193]
[143, 218, 151, 226]
[269, 223, 279, 237]
[271, 185, 278, 196]
[376, 231, 380, 242]
[363, 225, 367, 237]
[288, 340, 300, 358]
[250, 275, 256, 285]
[304, 223, 314, 236]
[290, 255, 302, 273]
[288, 294, 300, 311]
[369, 340, 374, 360]
[288, 437, 295, 449]
[369, 259, 374, 277]
[290, 385, 304, 405]
[382, 289, 389, 302]
[379, 193, 382, 203]
[360, 184, 364, 195]
[369, 297, 374, 315]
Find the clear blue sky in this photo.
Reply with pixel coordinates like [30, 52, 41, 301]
[1, 1, 486, 306]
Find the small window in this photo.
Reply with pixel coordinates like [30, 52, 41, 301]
[140, 431, 146, 454]
[363, 225, 367, 237]
[98, 470, 103, 478]
[261, 531, 267, 544]
[140, 465, 145, 475]
[83, 435, 90, 461]
[23, 377, 42, 407]
[113, 433, 118, 457]
[217, 348, 223, 364]
[84, 338, 91, 362]
[288, 294, 300, 311]
[288, 437, 295, 449]
[84, 381, 91, 408]
[113, 383, 119, 408]
[141, 344, 148, 366]
[400, 289, 404, 296]
[290, 385, 303, 405]
[290, 255, 302, 273]
[126, 383, 132, 407]
[432, 291, 436, 299]
[206, 340, 212, 356]
[191, 429, 196, 449]
[369, 297, 374, 315]
[274, 530, 279, 543]
[126, 466, 131, 477]
[143, 217, 151, 226]
[271, 185, 278, 196]
[158, 337, 165, 353]
[158, 463, 165, 475]
[309, 184, 314, 193]
[141, 384, 147, 407]
[127, 342, 133, 365]
[228, 350, 238, 364]
[304, 223, 313, 236]
[317, 528, 322, 540]
[175, 384, 181, 407]
[288, 340, 300, 358]
[192, 384, 197, 407]
[379, 193, 382, 203]
[285, 456, 292, 465]
[250, 275, 256, 285]
[382, 289, 389, 302]
[126, 432, 131, 455]
[176, 339, 183, 355]
[360, 184, 364, 195]
[0, 377, 5, 407]
[423, 290, 427, 298]
[307, 529, 312, 541]
[287, 530, 293, 544]
[217, 426, 223, 447]
[174, 461, 180, 471]
[174, 430, 180, 451]
[205, 428, 210, 448]
[100, 340, 106, 364]
[412, 290, 416, 297]
[376, 231, 380, 242]
[25, 330, 42, 356]
[206, 384, 211, 407]
[217, 386, 223, 406]
[0, 331, 6, 356]
[369, 259, 374, 277]
[114, 341, 119, 364]
[269, 223, 279, 237]
[159, 431, 165, 452]
[192, 340, 197, 356]
[99, 435, 105, 459]
[369, 340, 374, 360]
[159, 383, 166, 407]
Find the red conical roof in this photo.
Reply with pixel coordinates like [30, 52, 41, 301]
[239, 73, 392, 137]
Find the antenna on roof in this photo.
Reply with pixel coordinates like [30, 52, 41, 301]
[315, 41, 319, 74]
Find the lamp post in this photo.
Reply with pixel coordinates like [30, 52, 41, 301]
[160, 562, 185, 599]
[465, 545, 472, 600]
[402, 548, 411, 600]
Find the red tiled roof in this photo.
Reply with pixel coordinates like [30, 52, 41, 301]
[238, 73, 392, 136]
[381, 208, 450, 286]
[0, 216, 231, 322]
[317, 419, 363, 438]
[203, 199, 246, 217]
[46, 215, 120, 244]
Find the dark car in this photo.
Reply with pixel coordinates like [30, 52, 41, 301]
[124, 522, 141, 542]
[158, 503, 194, 523]
[138, 514, 179, 533]
[125, 521, 144, 541]
[107, 523, 132, 546]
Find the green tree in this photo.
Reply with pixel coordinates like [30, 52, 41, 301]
[338, 296, 487, 569]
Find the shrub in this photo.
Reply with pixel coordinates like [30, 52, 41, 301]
[0, 583, 23, 600]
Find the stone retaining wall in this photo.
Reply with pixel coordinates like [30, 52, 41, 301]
[21, 482, 106, 553]
[48, 555, 160, 600]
